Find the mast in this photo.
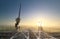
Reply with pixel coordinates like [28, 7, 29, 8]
[18, 3, 21, 18]
[15, 3, 21, 30]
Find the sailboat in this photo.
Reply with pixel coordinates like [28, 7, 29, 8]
[10, 3, 57, 39]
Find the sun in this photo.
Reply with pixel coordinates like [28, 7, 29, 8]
[37, 22, 43, 27]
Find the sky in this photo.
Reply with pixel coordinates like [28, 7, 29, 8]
[0, 0, 60, 27]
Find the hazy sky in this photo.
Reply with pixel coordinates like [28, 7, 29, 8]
[0, 0, 60, 27]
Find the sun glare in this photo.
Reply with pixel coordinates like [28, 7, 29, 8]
[37, 22, 42, 27]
